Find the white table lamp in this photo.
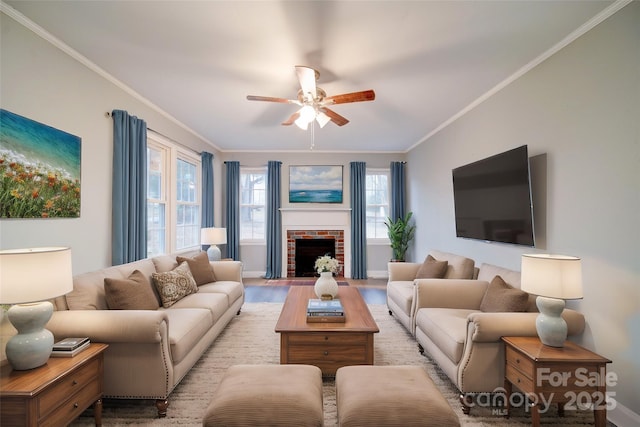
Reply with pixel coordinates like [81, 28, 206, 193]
[521, 254, 583, 347]
[0, 247, 73, 370]
[201, 228, 227, 261]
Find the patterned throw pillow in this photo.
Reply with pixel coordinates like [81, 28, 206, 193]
[152, 262, 198, 308]
[104, 270, 160, 310]
[479, 275, 530, 312]
[415, 255, 449, 279]
[176, 252, 216, 286]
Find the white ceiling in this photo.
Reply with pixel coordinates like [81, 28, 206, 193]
[4, 1, 619, 153]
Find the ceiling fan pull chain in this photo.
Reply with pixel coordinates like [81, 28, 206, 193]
[310, 121, 315, 150]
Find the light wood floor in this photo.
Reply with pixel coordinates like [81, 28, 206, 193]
[242, 277, 388, 304]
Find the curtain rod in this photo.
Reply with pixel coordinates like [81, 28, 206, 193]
[105, 111, 202, 155]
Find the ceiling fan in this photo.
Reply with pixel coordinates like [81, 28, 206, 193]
[246, 66, 375, 130]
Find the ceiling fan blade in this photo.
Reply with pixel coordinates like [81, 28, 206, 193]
[247, 95, 297, 104]
[281, 111, 300, 126]
[324, 90, 375, 105]
[321, 107, 349, 126]
[295, 66, 318, 101]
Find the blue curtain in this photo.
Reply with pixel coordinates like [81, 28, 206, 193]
[350, 162, 367, 279]
[201, 152, 214, 228]
[225, 161, 240, 260]
[264, 161, 282, 278]
[390, 161, 406, 221]
[111, 109, 147, 265]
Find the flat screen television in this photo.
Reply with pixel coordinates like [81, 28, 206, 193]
[452, 145, 535, 247]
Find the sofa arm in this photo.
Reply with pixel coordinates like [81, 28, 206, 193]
[415, 279, 489, 309]
[387, 262, 421, 282]
[467, 308, 586, 342]
[211, 260, 243, 282]
[47, 310, 169, 343]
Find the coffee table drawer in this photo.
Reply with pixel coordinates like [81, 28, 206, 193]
[286, 345, 368, 364]
[288, 332, 368, 345]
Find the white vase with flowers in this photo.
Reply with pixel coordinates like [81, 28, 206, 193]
[313, 254, 340, 300]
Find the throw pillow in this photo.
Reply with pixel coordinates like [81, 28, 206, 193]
[479, 275, 530, 312]
[415, 255, 449, 279]
[177, 252, 216, 286]
[152, 261, 198, 308]
[104, 270, 160, 310]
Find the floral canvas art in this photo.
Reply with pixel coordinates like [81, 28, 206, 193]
[0, 109, 81, 218]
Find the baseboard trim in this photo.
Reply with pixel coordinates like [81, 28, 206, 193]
[608, 401, 640, 427]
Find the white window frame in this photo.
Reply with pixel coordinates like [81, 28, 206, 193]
[147, 132, 201, 256]
[365, 168, 391, 243]
[240, 166, 267, 244]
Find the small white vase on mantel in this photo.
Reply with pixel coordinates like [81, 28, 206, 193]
[314, 271, 339, 300]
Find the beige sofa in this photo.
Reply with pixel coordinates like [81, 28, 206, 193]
[45, 252, 244, 417]
[386, 250, 476, 335]
[413, 262, 585, 413]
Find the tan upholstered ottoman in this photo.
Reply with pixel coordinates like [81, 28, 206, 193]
[335, 365, 460, 427]
[203, 364, 324, 427]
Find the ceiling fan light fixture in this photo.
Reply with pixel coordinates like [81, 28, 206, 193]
[316, 111, 331, 128]
[294, 116, 309, 130]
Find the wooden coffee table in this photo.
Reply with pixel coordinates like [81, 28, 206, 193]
[275, 286, 379, 376]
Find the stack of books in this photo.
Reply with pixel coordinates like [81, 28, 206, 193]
[306, 299, 345, 323]
[51, 337, 90, 357]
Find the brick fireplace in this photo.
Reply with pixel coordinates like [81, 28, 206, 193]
[280, 208, 351, 278]
[287, 229, 345, 277]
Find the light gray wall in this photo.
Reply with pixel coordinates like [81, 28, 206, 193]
[0, 12, 222, 274]
[220, 152, 404, 276]
[407, 3, 639, 418]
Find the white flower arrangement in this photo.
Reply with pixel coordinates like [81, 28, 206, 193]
[314, 254, 340, 274]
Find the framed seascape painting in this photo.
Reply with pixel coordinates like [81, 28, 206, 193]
[0, 109, 81, 218]
[289, 165, 343, 203]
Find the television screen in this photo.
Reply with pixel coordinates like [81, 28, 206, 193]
[452, 145, 535, 246]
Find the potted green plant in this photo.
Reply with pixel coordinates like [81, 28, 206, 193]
[384, 212, 416, 262]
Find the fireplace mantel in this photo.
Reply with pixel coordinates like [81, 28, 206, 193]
[280, 207, 351, 278]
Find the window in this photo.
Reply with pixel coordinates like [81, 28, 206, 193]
[366, 169, 390, 240]
[147, 133, 201, 256]
[240, 167, 266, 242]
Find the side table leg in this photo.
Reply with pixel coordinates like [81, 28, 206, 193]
[94, 398, 103, 427]
[530, 400, 540, 427]
[504, 379, 512, 418]
[594, 408, 607, 427]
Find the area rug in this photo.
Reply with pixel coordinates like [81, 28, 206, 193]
[71, 303, 605, 426]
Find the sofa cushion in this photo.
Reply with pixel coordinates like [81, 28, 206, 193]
[163, 308, 213, 364]
[151, 254, 179, 273]
[104, 270, 160, 310]
[198, 281, 244, 306]
[415, 255, 448, 279]
[169, 292, 229, 323]
[387, 281, 415, 316]
[479, 275, 530, 313]
[177, 252, 216, 286]
[429, 250, 475, 279]
[152, 262, 198, 308]
[66, 259, 158, 310]
[415, 308, 474, 364]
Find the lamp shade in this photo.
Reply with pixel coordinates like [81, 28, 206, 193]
[0, 247, 73, 304]
[521, 254, 583, 300]
[201, 227, 227, 245]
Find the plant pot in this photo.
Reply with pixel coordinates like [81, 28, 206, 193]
[314, 271, 339, 300]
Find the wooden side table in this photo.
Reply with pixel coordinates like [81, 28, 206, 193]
[0, 343, 108, 427]
[502, 336, 611, 427]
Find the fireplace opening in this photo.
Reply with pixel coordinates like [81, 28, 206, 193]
[295, 239, 335, 277]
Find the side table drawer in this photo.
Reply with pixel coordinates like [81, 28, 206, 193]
[38, 358, 100, 418]
[506, 363, 534, 393]
[505, 346, 534, 378]
[41, 380, 101, 427]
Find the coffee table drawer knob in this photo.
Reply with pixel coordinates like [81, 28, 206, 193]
[324, 351, 329, 356]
